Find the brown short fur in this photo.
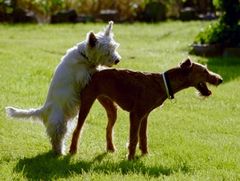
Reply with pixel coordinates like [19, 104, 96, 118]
[70, 59, 223, 160]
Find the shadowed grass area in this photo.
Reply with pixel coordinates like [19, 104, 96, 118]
[1, 21, 240, 180]
[14, 151, 191, 180]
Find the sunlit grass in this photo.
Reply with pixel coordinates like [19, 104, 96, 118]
[0, 21, 240, 180]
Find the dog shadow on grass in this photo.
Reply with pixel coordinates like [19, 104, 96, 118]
[14, 151, 191, 180]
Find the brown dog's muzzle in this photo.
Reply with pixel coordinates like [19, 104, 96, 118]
[197, 73, 223, 97]
[217, 78, 223, 85]
[208, 72, 223, 86]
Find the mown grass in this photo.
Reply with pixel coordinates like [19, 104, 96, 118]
[0, 21, 240, 180]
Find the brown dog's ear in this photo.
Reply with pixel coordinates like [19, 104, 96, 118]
[88, 32, 97, 48]
[180, 58, 192, 70]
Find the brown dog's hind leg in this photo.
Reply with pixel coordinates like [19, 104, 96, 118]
[69, 95, 96, 155]
[128, 112, 144, 160]
[98, 96, 117, 152]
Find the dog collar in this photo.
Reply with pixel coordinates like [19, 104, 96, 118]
[162, 72, 174, 99]
[80, 52, 89, 61]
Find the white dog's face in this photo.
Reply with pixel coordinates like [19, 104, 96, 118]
[85, 21, 121, 67]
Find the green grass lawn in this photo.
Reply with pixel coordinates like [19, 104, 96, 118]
[0, 21, 240, 180]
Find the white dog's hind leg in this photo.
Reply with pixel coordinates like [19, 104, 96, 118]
[46, 110, 67, 155]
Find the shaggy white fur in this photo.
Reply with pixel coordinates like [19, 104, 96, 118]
[5, 21, 121, 155]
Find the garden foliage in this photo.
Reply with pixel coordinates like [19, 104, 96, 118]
[194, 0, 240, 47]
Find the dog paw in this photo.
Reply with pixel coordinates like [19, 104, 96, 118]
[106, 145, 116, 153]
[69, 148, 77, 155]
[54, 150, 66, 156]
[127, 154, 135, 161]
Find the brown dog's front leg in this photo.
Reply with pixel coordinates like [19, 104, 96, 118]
[139, 115, 148, 155]
[69, 123, 82, 154]
[128, 112, 142, 160]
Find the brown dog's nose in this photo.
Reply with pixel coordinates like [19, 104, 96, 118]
[218, 78, 223, 84]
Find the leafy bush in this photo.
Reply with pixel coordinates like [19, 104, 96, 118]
[2, 0, 187, 23]
[17, 0, 65, 23]
[194, 0, 240, 47]
[194, 22, 240, 47]
[0, 0, 16, 21]
[73, 0, 145, 21]
[194, 22, 226, 44]
[213, 0, 240, 27]
[141, 1, 166, 22]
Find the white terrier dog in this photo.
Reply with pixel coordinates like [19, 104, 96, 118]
[5, 21, 121, 155]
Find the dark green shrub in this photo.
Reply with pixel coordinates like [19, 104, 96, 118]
[194, 22, 240, 47]
[194, 0, 240, 47]
[213, 0, 240, 27]
[143, 1, 166, 22]
[17, 0, 65, 23]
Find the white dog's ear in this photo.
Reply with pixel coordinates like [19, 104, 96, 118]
[104, 21, 113, 36]
[87, 32, 97, 48]
[180, 58, 192, 70]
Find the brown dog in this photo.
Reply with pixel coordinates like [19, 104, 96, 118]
[69, 59, 223, 160]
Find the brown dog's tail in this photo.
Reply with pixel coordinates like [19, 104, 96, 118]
[5, 106, 43, 121]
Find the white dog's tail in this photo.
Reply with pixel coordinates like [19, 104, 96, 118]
[5, 106, 44, 121]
